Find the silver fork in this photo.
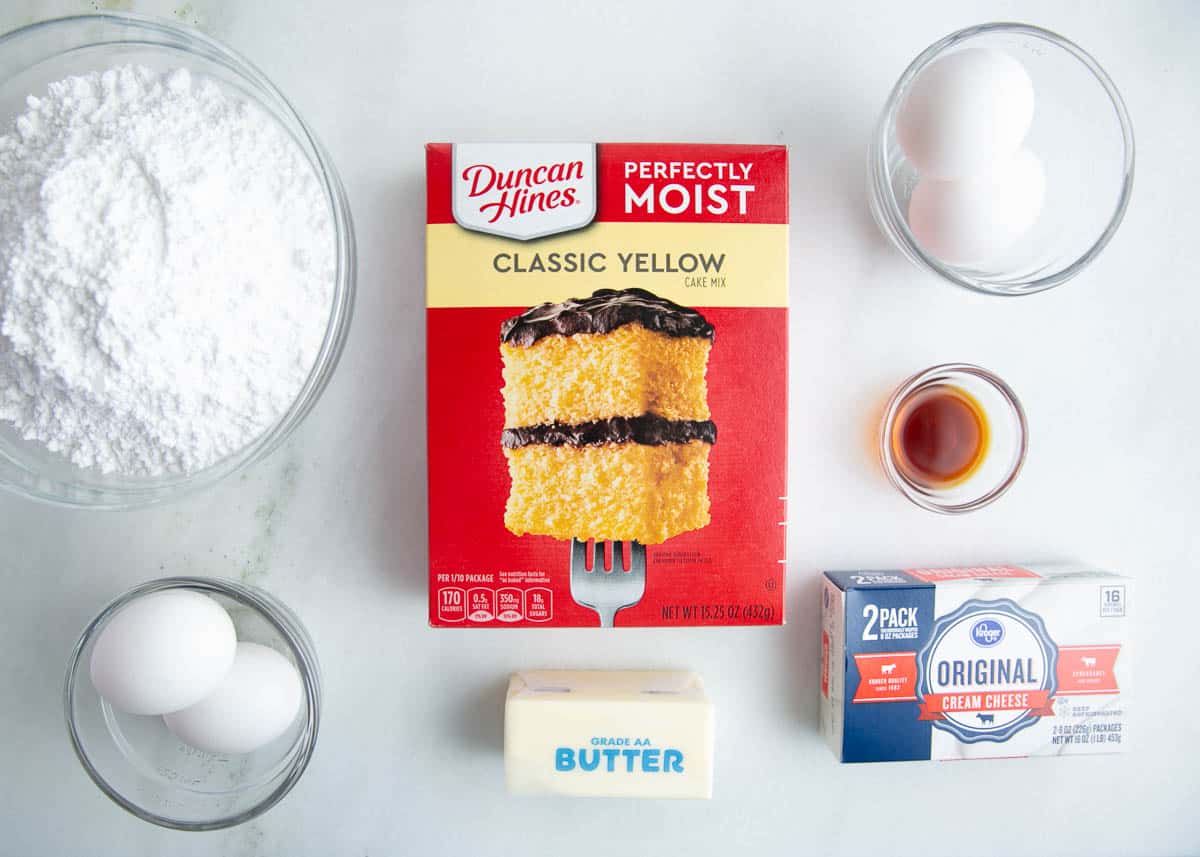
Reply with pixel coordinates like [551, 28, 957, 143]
[569, 539, 647, 627]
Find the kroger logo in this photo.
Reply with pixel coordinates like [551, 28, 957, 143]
[917, 599, 1058, 744]
[970, 619, 1005, 647]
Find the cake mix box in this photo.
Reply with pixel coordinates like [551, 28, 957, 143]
[820, 564, 1132, 762]
[425, 142, 788, 627]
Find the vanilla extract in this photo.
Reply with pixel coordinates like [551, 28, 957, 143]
[891, 384, 989, 488]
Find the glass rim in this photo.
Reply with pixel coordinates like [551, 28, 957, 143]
[63, 576, 322, 831]
[869, 21, 1136, 297]
[878, 363, 1029, 514]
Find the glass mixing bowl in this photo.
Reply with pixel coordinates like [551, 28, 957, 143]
[65, 577, 322, 831]
[869, 22, 1134, 296]
[0, 13, 356, 508]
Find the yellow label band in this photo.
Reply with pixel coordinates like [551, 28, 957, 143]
[427, 221, 788, 308]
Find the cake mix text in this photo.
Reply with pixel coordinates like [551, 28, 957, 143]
[492, 251, 726, 274]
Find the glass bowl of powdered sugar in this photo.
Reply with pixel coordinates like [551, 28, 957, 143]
[0, 13, 355, 508]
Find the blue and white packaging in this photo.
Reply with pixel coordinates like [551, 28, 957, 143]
[820, 565, 1131, 762]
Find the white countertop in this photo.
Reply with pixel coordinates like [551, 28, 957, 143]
[1, 1, 1197, 854]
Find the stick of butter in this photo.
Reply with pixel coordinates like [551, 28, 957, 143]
[504, 670, 713, 799]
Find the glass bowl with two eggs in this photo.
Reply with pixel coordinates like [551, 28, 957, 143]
[869, 22, 1135, 296]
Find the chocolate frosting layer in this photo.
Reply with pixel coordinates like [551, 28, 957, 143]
[502, 415, 717, 449]
[500, 287, 714, 346]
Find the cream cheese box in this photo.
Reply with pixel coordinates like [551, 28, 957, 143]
[821, 564, 1131, 762]
[504, 670, 714, 798]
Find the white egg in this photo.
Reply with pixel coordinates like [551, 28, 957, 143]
[897, 47, 1035, 179]
[163, 642, 303, 754]
[89, 590, 237, 716]
[907, 148, 1046, 266]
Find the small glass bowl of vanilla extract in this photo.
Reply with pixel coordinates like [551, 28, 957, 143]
[879, 364, 1027, 513]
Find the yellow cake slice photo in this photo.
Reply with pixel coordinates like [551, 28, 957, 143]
[500, 322, 711, 427]
[500, 288, 715, 545]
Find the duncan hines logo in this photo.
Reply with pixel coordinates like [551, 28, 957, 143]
[452, 143, 597, 240]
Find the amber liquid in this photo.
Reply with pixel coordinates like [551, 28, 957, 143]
[892, 385, 989, 488]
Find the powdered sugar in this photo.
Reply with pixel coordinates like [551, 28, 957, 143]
[0, 65, 335, 476]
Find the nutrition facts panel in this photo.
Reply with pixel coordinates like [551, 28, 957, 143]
[436, 587, 553, 623]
